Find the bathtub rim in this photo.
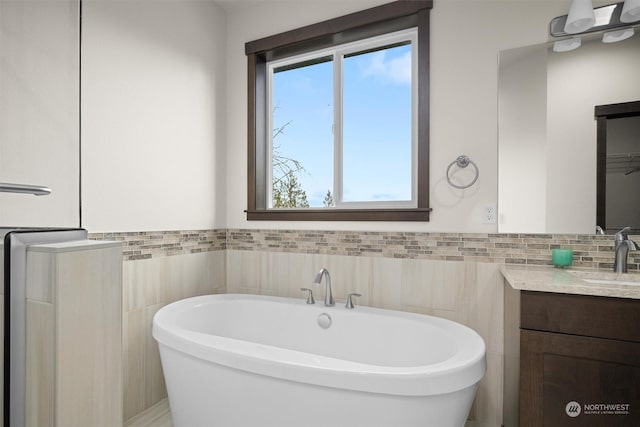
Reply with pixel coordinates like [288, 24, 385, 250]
[153, 293, 486, 397]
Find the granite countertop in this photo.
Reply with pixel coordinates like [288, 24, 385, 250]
[500, 265, 640, 299]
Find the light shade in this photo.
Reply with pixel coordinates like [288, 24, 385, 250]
[602, 27, 635, 42]
[621, 0, 640, 23]
[564, 0, 596, 34]
[553, 37, 582, 52]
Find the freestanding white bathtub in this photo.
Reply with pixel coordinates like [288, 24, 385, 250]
[153, 294, 486, 427]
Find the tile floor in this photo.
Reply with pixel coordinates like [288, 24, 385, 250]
[124, 399, 495, 427]
[124, 399, 173, 427]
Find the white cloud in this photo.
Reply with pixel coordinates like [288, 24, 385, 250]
[362, 50, 411, 85]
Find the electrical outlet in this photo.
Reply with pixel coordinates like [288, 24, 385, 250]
[482, 204, 497, 224]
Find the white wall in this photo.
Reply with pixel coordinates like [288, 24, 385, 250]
[0, 0, 80, 227]
[8, 0, 617, 234]
[224, 0, 574, 232]
[81, 0, 227, 232]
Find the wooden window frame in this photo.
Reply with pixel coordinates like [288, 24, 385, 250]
[245, 1, 433, 221]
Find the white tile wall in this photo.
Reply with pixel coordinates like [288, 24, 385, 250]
[226, 250, 504, 426]
[25, 300, 54, 426]
[20, 228, 634, 426]
[21, 243, 123, 426]
[4, 236, 504, 426]
[122, 251, 225, 422]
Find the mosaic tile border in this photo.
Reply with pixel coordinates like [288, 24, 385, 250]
[226, 229, 639, 272]
[91, 228, 640, 271]
[89, 230, 226, 261]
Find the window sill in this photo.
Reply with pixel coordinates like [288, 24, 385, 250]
[245, 208, 432, 222]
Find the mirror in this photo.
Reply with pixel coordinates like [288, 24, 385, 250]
[498, 30, 640, 234]
[595, 102, 640, 232]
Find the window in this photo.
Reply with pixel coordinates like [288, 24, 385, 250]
[269, 30, 416, 209]
[246, 1, 432, 221]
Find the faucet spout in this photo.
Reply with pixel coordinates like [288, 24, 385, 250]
[313, 268, 335, 307]
[613, 227, 638, 273]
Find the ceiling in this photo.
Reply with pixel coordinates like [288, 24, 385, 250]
[213, 0, 261, 12]
[213, 0, 373, 13]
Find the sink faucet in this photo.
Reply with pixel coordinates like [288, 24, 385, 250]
[613, 227, 638, 273]
[313, 268, 335, 307]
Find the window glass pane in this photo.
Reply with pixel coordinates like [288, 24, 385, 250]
[271, 58, 334, 208]
[342, 43, 412, 202]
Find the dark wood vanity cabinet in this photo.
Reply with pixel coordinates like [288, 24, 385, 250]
[513, 291, 640, 427]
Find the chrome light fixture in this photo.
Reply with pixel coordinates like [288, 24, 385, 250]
[621, 0, 640, 22]
[565, 0, 596, 33]
[551, 1, 638, 36]
[551, 1, 639, 48]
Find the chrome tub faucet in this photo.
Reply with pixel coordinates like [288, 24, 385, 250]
[313, 268, 335, 307]
[614, 227, 638, 273]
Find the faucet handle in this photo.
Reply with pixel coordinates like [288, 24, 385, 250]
[300, 288, 315, 304]
[616, 226, 632, 241]
[345, 293, 362, 309]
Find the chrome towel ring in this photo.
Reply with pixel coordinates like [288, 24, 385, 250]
[446, 155, 479, 189]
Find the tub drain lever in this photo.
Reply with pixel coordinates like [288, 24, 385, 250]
[300, 287, 315, 304]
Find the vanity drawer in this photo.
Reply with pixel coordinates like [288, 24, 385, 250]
[521, 291, 640, 342]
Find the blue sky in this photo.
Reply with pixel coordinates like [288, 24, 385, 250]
[272, 43, 412, 207]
